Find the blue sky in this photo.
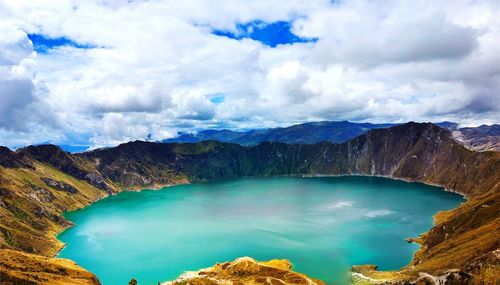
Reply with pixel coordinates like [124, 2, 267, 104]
[27, 34, 95, 53]
[0, 0, 498, 149]
[212, 20, 317, 47]
[208, 93, 226, 104]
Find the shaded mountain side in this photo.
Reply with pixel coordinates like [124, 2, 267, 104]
[86, 122, 499, 198]
[0, 122, 499, 284]
[0, 146, 33, 169]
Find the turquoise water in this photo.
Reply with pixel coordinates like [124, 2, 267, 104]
[57, 176, 463, 285]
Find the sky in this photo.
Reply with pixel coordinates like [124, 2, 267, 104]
[0, 0, 499, 149]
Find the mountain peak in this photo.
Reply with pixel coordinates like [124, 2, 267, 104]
[0, 146, 34, 168]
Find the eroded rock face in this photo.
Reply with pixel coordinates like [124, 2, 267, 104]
[41, 177, 79, 194]
[163, 257, 325, 285]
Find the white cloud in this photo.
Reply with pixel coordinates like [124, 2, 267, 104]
[0, 22, 57, 134]
[301, 6, 478, 66]
[0, 0, 498, 148]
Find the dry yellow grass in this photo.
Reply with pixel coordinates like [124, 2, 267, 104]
[0, 249, 101, 285]
[0, 162, 109, 256]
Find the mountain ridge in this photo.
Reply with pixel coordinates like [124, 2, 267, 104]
[161, 121, 397, 145]
[161, 120, 499, 154]
[27, 120, 496, 153]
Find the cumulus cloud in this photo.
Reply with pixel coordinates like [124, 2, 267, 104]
[0, 78, 35, 130]
[0, 22, 56, 133]
[0, 0, 498, 148]
[302, 9, 478, 66]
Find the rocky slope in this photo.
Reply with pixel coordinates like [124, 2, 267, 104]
[0, 122, 499, 284]
[452, 124, 500, 152]
[162, 257, 325, 285]
[0, 146, 116, 256]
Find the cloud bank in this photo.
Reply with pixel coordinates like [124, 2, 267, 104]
[0, 0, 498, 148]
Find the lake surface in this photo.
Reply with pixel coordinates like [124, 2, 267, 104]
[58, 176, 463, 285]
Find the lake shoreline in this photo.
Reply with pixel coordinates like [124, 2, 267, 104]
[55, 175, 464, 285]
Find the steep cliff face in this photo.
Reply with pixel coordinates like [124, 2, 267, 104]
[0, 122, 498, 284]
[336, 123, 499, 197]
[83, 122, 499, 197]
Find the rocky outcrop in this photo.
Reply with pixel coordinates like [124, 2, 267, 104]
[41, 178, 79, 194]
[412, 270, 472, 285]
[0, 249, 101, 285]
[163, 257, 325, 285]
[17, 145, 116, 194]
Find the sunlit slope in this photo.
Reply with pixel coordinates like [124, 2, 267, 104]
[0, 249, 101, 285]
[0, 160, 109, 255]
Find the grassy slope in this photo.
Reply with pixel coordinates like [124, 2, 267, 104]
[411, 190, 500, 279]
[0, 161, 108, 256]
[0, 249, 101, 285]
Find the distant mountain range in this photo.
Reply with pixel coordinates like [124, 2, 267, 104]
[36, 120, 498, 153]
[162, 120, 500, 152]
[162, 121, 462, 145]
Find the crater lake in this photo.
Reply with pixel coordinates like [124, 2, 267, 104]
[57, 176, 463, 285]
